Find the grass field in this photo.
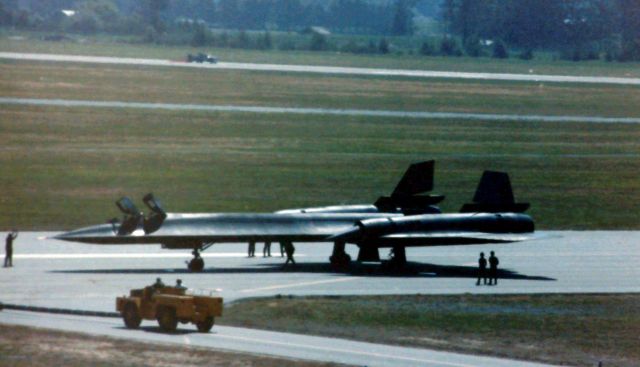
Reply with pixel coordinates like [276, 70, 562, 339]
[0, 46, 639, 230]
[2, 61, 640, 117]
[2, 33, 640, 78]
[221, 294, 640, 367]
[1, 103, 640, 230]
[0, 324, 342, 367]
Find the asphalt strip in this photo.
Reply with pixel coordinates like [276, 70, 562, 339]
[2, 51, 640, 86]
[1, 97, 639, 124]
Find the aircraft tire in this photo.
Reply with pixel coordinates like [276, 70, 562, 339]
[196, 316, 214, 332]
[188, 258, 205, 272]
[329, 253, 351, 270]
[157, 306, 178, 332]
[123, 303, 141, 329]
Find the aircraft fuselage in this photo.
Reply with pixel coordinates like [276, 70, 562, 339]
[55, 212, 533, 249]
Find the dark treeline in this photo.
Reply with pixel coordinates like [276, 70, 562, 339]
[0, 0, 412, 35]
[2, 0, 639, 61]
[442, 0, 640, 61]
[205, 0, 396, 35]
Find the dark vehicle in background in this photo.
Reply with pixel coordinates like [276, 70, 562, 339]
[187, 53, 218, 63]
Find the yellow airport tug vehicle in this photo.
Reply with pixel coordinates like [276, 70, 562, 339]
[116, 279, 223, 332]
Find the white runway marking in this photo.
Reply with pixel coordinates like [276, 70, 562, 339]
[239, 277, 357, 293]
[2, 51, 640, 86]
[1, 97, 638, 124]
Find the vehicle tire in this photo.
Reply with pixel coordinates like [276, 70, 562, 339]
[123, 303, 141, 329]
[188, 257, 204, 272]
[196, 317, 214, 332]
[157, 306, 178, 332]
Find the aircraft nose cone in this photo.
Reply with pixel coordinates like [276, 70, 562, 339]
[53, 224, 117, 243]
[52, 231, 82, 241]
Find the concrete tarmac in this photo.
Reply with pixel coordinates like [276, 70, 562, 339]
[1, 231, 639, 366]
[1, 231, 640, 311]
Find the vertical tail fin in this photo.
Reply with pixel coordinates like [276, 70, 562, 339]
[375, 160, 444, 214]
[391, 160, 435, 197]
[460, 171, 529, 213]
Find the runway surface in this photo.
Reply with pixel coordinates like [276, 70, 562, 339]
[1, 231, 638, 366]
[2, 97, 639, 124]
[2, 52, 640, 86]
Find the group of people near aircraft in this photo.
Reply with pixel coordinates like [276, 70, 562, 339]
[247, 241, 296, 266]
[476, 251, 500, 285]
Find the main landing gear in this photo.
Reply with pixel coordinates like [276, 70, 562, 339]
[388, 245, 407, 267]
[382, 245, 409, 272]
[330, 242, 409, 272]
[329, 241, 351, 271]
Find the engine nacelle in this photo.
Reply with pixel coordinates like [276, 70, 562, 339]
[353, 212, 534, 241]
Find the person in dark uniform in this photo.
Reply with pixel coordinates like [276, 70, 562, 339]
[283, 241, 296, 267]
[175, 279, 187, 290]
[263, 242, 272, 257]
[488, 251, 500, 285]
[248, 241, 256, 257]
[153, 277, 165, 289]
[476, 252, 487, 285]
[4, 230, 17, 267]
[279, 242, 285, 257]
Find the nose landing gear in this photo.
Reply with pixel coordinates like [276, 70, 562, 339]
[186, 243, 214, 272]
[187, 249, 204, 272]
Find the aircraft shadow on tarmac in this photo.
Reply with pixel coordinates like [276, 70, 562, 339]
[52, 261, 555, 281]
[114, 325, 202, 335]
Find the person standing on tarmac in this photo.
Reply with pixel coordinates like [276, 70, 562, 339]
[4, 230, 18, 268]
[248, 241, 256, 257]
[283, 241, 296, 267]
[263, 242, 272, 257]
[488, 251, 500, 285]
[476, 252, 487, 286]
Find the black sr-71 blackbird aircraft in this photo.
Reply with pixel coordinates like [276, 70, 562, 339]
[55, 161, 534, 272]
